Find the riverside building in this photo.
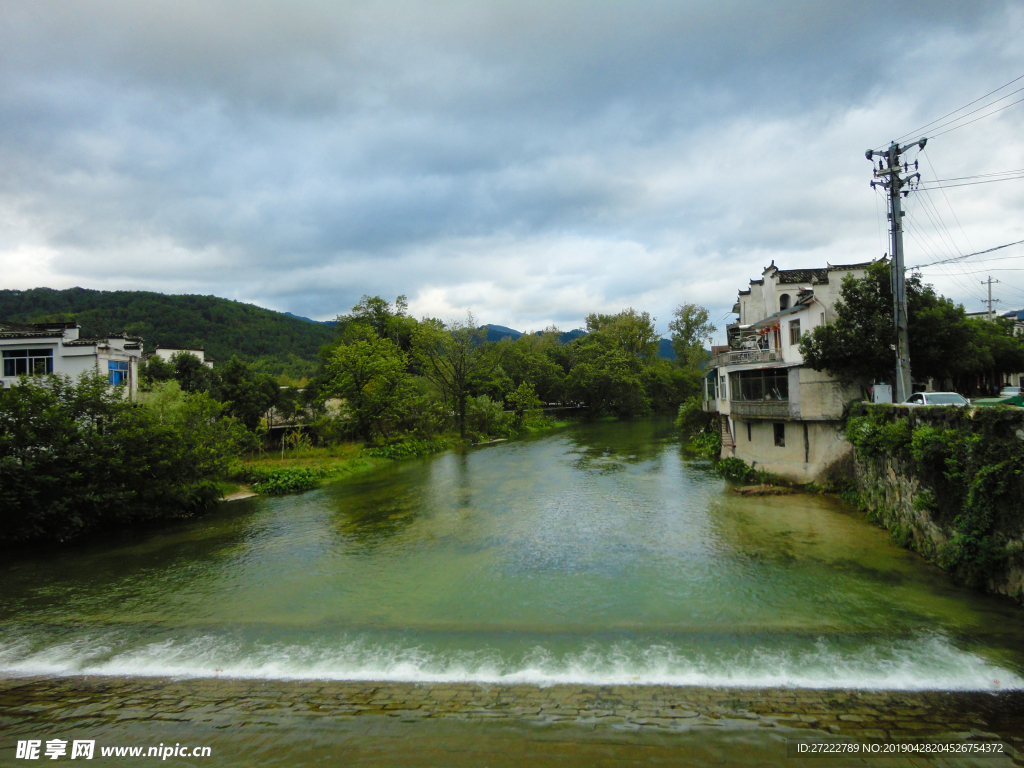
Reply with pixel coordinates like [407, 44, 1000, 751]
[0, 321, 143, 399]
[703, 260, 874, 482]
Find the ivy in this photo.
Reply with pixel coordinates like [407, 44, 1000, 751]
[846, 403, 1024, 588]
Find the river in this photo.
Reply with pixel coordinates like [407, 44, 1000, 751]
[2, 418, 1023, 764]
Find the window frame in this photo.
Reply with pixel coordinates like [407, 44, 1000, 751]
[108, 359, 130, 386]
[3, 348, 54, 377]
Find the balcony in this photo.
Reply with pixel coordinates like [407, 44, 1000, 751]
[730, 400, 791, 419]
[710, 348, 781, 368]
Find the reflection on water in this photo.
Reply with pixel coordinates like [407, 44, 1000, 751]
[1, 418, 1023, 689]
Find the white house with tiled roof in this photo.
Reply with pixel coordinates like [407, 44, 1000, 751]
[0, 321, 144, 398]
[703, 260, 876, 482]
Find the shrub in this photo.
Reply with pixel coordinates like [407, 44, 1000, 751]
[690, 431, 721, 456]
[248, 467, 327, 495]
[0, 373, 248, 545]
[363, 437, 449, 460]
[715, 456, 755, 483]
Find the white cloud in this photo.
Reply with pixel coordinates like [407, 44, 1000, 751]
[1, 0, 1023, 329]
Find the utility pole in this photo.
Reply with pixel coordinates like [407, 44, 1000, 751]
[982, 276, 1001, 320]
[867, 138, 924, 403]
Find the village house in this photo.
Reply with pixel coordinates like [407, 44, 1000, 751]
[149, 346, 214, 369]
[703, 260, 876, 482]
[0, 321, 143, 399]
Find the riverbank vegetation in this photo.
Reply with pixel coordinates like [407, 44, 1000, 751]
[0, 374, 253, 545]
[3, 296, 717, 545]
[843, 403, 1024, 589]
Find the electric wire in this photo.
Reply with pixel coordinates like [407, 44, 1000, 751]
[929, 95, 1024, 139]
[886, 73, 1024, 147]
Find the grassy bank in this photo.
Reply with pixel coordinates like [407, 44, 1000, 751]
[223, 413, 583, 498]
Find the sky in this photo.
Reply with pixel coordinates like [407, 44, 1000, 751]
[2, 1, 1023, 343]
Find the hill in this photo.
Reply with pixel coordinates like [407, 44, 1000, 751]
[0, 288, 336, 380]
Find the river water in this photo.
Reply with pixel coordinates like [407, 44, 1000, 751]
[2, 418, 1024, 765]
[2, 418, 1022, 689]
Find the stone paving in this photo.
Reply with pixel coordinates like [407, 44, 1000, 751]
[1, 675, 1022, 749]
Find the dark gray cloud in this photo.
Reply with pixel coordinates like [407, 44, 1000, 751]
[1, 0, 1022, 337]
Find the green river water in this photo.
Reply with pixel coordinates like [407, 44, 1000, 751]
[2, 418, 1022, 688]
[2, 418, 1024, 766]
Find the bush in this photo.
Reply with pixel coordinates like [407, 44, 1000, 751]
[689, 431, 721, 456]
[0, 374, 249, 545]
[675, 395, 715, 436]
[715, 456, 755, 483]
[247, 467, 327, 495]
[363, 437, 449, 460]
[466, 395, 511, 437]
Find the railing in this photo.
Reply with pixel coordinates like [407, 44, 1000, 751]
[709, 349, 781, 368]
[730, 400, 791, 419]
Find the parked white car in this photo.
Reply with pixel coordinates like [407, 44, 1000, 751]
[902, 392, 970, 407]
[999, 386, 1021, 397]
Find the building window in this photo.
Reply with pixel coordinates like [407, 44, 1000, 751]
[779, 294, 790, 311]
[108, 360, 129, 385]
[729, 369, 789, 401]
[706, 373, 719, 401]
[747, 422, 752, 441]
[3, 348, 54, 377]
[774, 423, 785, 447]
[820, 312, 825, 326]
[789, 319, 801, 345]
[719, 375, 727, 399]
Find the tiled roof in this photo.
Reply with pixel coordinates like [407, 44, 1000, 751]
[776, 268, 829, 284]
[826, 260, 876, 271]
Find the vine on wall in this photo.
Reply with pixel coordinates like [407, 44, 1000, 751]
[845, 404, 1024, 588]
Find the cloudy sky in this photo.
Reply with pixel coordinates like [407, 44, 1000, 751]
[2, 1, 1023, 341]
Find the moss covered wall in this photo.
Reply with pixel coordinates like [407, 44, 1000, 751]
[845, 403, 1024, 602]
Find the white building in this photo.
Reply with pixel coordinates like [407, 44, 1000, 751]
[703, 260, 875, 482]
[0, 321, 144, 398]
[150, 346, 213, 368]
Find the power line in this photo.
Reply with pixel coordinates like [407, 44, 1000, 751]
[905, 238, 1024, 270]
[917, 175, 1024, 190]
[929, 95, 1024, 139]
[887, 73, 1024, 147]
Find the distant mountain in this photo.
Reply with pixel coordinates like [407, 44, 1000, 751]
[0, 287, 336, 379]
[480, 324, 523, 342]
[480, 323, 676, 360]
[283, 311, 338, 327]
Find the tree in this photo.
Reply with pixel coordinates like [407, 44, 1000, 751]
[172, 351, 216, 394]
[412, 313, 504, 438]
[1, 373, 249, 545]
[335, 295, 417, 351]
[139, 354, 175, 388]
[800, 261, 1001, 387]
[668, 304, 716, 369]
[324, 327, 413, 441]
[507, 382, 542, 428]
[584, 308, 661, 360]
[216, 356, 280, 431]
[565, 334, 649, 416]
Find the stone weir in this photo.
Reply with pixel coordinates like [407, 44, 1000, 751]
[1, 676, 1022, 748]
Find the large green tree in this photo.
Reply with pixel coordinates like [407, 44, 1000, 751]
[799, 261, 1017, 387]
[325, 327, 413, 441]
[216, 356, 281, 431]
[412, 314, 504, 438]
[668, 303, 717, 369]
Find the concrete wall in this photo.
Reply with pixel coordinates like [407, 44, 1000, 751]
[731, 418, 852, 483]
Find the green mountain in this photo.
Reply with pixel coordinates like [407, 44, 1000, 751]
[0, 287, 336, 380]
